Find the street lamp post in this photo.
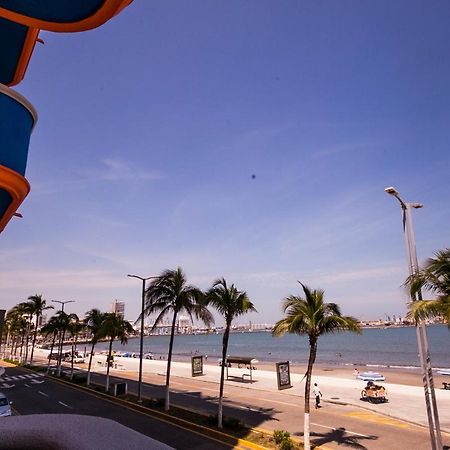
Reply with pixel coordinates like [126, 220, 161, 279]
[385, 187, 442, 450]
[52, 300, 74, 377]
[128, 274, 159, 403]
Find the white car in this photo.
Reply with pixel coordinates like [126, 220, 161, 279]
[0, 393, 12, 417]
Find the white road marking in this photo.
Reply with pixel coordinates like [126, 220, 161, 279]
[0, 383, 15, 389]
[38, 391, 48, 397]
[24, 383, 31, 388]
[58, 401, 72, 409]
[310, 421, 371, 438]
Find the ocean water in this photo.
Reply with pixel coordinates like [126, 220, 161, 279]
[93, 325, 450, 369]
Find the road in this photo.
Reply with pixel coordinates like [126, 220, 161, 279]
[1, 366, 234, 450]
[9, 360, 450, 450]
[85, 366, 450, 450]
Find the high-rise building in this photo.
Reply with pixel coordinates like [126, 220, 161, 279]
[111, 300, 125, 319]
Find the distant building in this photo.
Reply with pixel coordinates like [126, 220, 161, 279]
[111, 300, 125, 319]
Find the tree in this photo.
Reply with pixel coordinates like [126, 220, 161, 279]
[99, 313, 133, 392]
[7, 303, 31, 363]
[407, 249, 450, 325]
[67, 316, 83, 380]
[5, 306, 28, 361]
[41, 314, 65, 374]
[272, 283, 361, 450]
[26, 294, 53, 365]
[206, 278, 256, 428]
[84, 309, 106, 386]
[54, 311, 77, 377]
[143, 267, 213, 411]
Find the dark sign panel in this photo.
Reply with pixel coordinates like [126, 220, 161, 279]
[276, 361, 292, 390]
[113, 382, 127, 396]
[191, 355, 204, 377]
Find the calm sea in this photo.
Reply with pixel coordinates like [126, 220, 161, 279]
[93, 325, 450, 370]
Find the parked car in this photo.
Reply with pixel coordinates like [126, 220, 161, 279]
[0, 393, 12, 417]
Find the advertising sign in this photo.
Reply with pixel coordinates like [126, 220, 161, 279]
[191, 355, 204, 377]
[276, 361, 292, 390]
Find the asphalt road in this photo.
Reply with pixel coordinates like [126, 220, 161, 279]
[1, 366, 233, 450]
[84, 366, 450, 450]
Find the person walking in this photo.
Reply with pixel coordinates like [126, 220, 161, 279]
[312, 383, 322, 409]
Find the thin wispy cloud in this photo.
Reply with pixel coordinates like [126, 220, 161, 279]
[0, 268, 130, 290]
[98, 158, 163, 182]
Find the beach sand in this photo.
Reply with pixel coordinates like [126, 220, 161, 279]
[202, 360, 446, 388]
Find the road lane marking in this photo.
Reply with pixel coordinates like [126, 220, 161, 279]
[38, 391, 48, 397]
[58, 401, 73, 409]
[24, 383, 31, 388]
[346, 411, 411, 429]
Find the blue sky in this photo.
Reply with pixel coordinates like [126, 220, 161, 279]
[1, 1, 449, 325]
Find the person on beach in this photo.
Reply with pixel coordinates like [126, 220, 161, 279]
[354, 368, 359, 378]
[312, 383, 322, 409]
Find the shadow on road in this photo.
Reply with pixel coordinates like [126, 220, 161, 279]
[295, 427, 378, 449]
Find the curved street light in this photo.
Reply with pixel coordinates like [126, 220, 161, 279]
[385, 187, 442, 450]
[128, 274, 160, 403]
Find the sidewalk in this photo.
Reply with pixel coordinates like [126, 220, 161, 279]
[87, 354, 450, 433]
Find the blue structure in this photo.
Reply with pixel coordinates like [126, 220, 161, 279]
[0, 0, 133, 233]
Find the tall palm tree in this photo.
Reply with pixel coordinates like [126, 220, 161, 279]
[8, 303, 31, 363]
[99, 312, 133, 392]
[272, 282, 361, 450]
[5, 306, 27, 361]
[143, 267, 213, 411]
[55, 311, 77, 377]
[407, 249, 450, 324]
[85, 308, 106, 386]
[41, 315, 63, 374]
[67, 316, 83, 380]
[26, 294, 54, 365]
[206, 278, 256, 428]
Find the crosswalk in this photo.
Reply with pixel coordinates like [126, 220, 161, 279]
[1, 373, 44, 382]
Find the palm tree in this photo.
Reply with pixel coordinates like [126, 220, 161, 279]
[41, 315, 63, 374]
[8, 303, 31, 363]
[5, 306, 27, 361]
[407, 249, 450, 324]
[143, 267, 213, 411]
[67, 316, 83, 380]
[26, 294, 54, 365]
[99, 312, 133, 392]
[272, 282, 361, 450]
[54, 311, 77, 377]
[85, 309, 106, 386]
[206, 278, 256, 428]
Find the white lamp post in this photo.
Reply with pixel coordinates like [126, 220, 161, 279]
[385, 187, 442, 450]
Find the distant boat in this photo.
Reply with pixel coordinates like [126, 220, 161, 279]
[357, 371, 385, 381]
[437, 369, 450, 376]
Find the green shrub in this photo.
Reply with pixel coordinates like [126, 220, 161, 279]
[273, 430, 291, 445]
[279, 437, 294, 450]
[206, 414, 243, 430]
[223, 416, 243, 430]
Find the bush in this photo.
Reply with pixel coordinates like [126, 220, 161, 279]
[273, 430, 291, 445]
[206, 414, 243, 430]
[279, 437, 294, 450]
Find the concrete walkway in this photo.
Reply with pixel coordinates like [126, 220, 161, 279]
[88, 354, 450, 433]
